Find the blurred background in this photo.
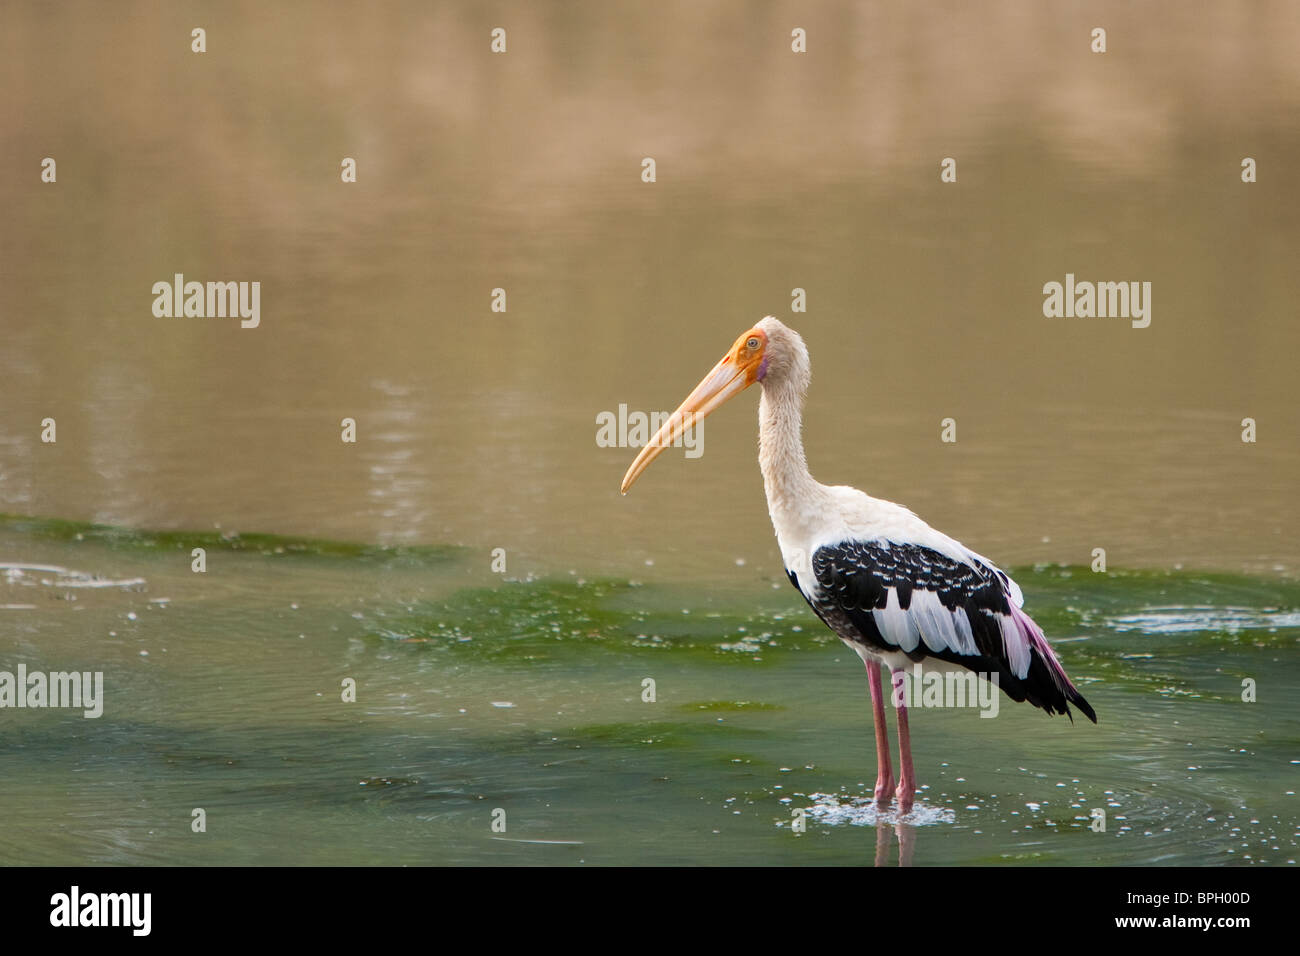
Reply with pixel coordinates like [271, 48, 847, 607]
[1, 0, 1296, 581]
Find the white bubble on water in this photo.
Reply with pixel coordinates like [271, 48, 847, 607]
[796, 792, 955, 827]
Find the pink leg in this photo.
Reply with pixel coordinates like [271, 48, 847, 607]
[866, 660, 895, 810]
[890, 668, 916, 814]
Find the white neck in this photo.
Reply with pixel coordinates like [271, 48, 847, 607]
[758, 375, 831, 555]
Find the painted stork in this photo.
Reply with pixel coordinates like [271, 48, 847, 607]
[620, 316, 1096, 815]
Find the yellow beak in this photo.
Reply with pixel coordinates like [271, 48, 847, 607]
[620, 351, 756, 494]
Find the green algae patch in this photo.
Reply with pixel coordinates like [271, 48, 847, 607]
[362, 576, 814, 664]
[360, 566, 1299, 703]
[0, 513, 464, 565]
[680, 700, 785, 712]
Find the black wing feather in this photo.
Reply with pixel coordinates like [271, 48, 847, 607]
[787, 541, 1096, 722]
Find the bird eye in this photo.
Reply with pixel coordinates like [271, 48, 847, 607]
[746, 337, 760, 350]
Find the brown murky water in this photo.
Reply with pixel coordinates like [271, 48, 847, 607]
[2, 0, 1297, 581]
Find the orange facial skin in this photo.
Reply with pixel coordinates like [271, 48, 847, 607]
[721, 327, 768, 384]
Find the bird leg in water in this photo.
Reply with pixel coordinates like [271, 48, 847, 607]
[866, 660, 895, 809]
[891, 668, 916, 814]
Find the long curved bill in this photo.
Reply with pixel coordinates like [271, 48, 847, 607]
[620, 353, 751, 494]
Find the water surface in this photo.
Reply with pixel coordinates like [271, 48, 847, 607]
[0, 516, 1296, 866]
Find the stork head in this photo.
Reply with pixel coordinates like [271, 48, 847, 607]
[619, 315, 808, 494]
